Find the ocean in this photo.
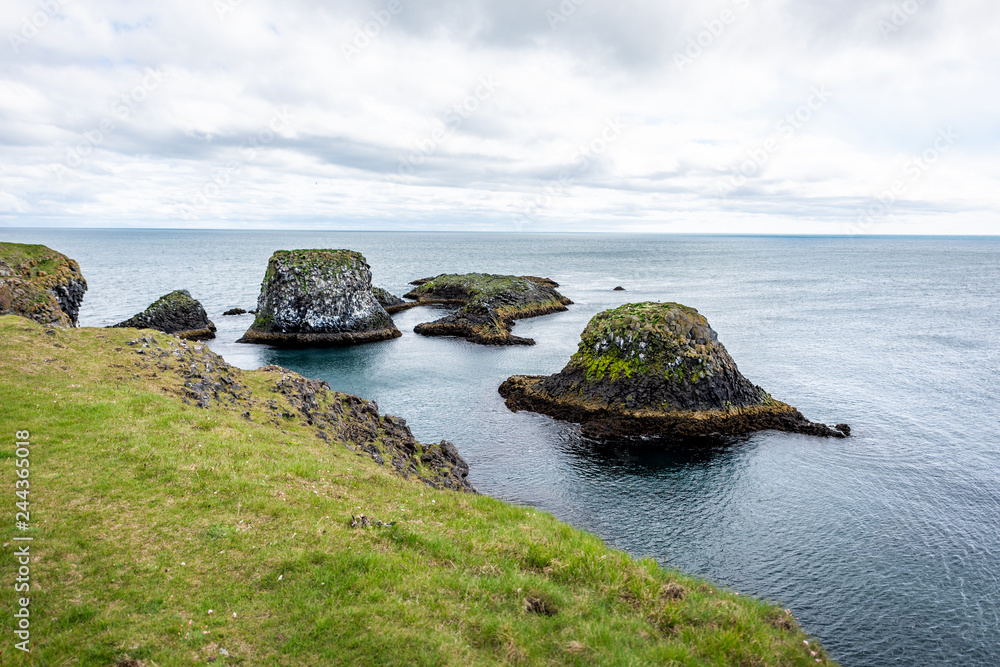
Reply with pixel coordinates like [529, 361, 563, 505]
[4, 228, 999, 666]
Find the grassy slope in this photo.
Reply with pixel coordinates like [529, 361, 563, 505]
[0, 316, 835, 666]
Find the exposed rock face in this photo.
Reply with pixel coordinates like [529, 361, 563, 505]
[121, 332, 475, 492]
[499, 302, 849, 438]
[238, 249, 401, 347]
[372, 287, 414, 315]
[0, 242, 87, 327]
[112, 290, 217, 340]
[404, 273, 572, 346]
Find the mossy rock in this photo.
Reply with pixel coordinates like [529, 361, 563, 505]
[404, 273, 572, 346]
[111, 290, 217, 340]
[500, 302, 850, 438]
[0, 242, 88, 327]
[239, 249, 400, 348]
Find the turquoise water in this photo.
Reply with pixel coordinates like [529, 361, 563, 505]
[5, 229, 999, 666]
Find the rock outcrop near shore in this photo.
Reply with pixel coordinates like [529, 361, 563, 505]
[0, 242, 87, 327]
[238, 249, 401, 347]
[405, 273, 572, 345]
[500, 302, 850, 438]
[112, 289, 217, 340]
[372, 286, 413, 314]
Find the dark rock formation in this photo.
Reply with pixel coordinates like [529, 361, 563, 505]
[613, 286, 626, 291]
[112, 290, 217, 340]
[222, 307, 248, 316]
[122, 333, 475, 492]
[372, 287, 416, 314]
[237, 249, 401, 347]
[0, 242, 87, 327]
[404, 273, 572, 346]
[499, 302, 849, 439]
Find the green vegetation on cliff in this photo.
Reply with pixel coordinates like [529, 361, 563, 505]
[0, 241, 88, 327]
[0, 316, 836, 666]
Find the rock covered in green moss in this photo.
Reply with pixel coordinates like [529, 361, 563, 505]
[404, 273, 572, 345]
[500, 302, 849, 438]
[0, 242, 87, 327]
[112, 290, 216, 340]
[238, 249, 400, 347]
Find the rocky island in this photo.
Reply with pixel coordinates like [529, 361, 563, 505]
[112, 289, 217, 340]
[238, 249, 401, 347]
[404, 273, 572, 345]
[500, 302, 850, 438]
[0, 241, 87, 327]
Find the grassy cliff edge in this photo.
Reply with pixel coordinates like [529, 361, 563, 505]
[0, 316, 836, 666]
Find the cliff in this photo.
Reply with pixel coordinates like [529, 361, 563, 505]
[0, 241, 87, 327]
[0, 314, 838, 664]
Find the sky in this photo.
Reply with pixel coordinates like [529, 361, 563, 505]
[0, 0, 998, 234]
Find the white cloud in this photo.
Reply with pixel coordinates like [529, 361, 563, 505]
[0, 0, 997, 233]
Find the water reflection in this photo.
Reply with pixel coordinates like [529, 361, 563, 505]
[555, 431, 754, 474]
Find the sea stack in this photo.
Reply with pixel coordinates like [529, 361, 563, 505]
[405, 273, 572, 345]
[0, 242, 87, 327]
[499, 302, 849, 438]
[112, 290, 217, 340]
[238, 249, 400, 347]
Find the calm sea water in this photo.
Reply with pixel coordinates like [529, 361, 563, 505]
[4, 229, 999, 666]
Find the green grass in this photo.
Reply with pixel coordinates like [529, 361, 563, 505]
[0, 315, 836, 666]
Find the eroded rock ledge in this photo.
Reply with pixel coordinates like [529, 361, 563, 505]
[239, 249, 400, 348]
[123, 331, 475, 492]
[0, 242, 87, 327]
[499, 302, 850, 439]
[404, 273, 572, 346]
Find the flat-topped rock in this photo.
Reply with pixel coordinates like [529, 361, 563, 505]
[0, 242, 87, 327]
[238, 249, 400, 347]
[112, 289, 216, 340]
[404, 273, 572, 346]
[499, 302, 849, 438]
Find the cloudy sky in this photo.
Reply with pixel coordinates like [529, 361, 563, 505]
[1, 0, 997, 233]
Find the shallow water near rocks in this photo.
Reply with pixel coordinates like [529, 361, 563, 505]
[5, 229, 999, 666]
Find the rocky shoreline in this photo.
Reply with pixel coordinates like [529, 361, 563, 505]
[121, 330, 475, 492]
